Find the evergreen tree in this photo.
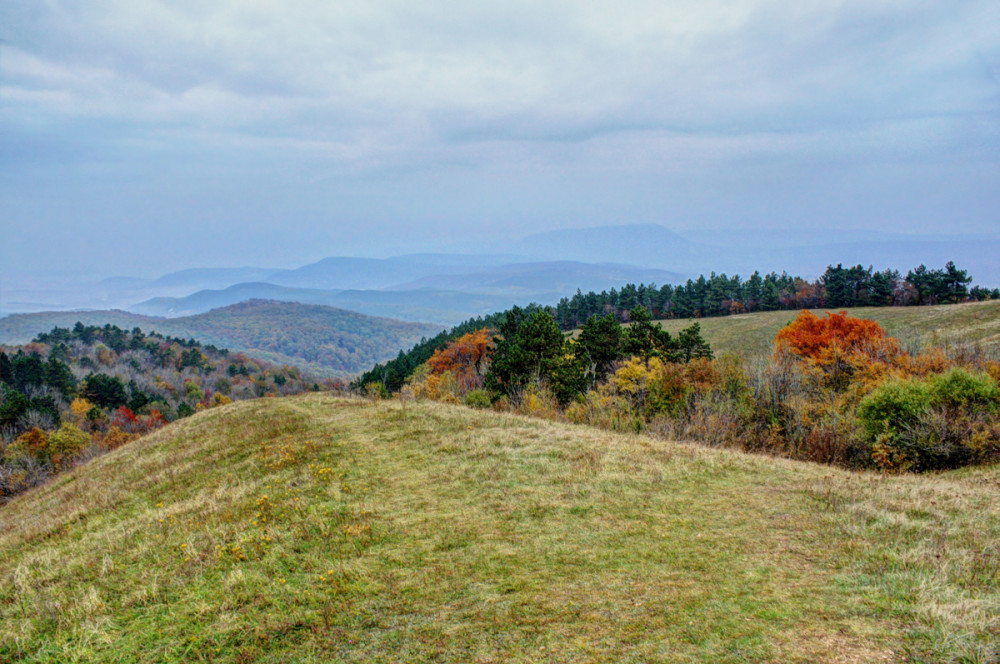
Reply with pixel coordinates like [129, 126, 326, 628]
[485, 308, 566, 400]
[44, 356, 77, 399]
[761, 281, 780, 311]
[942, 261, 972, 303]
[744, 271, 763, 311]
[81, 373, 129, 410]
[675, 323, 714, 362]
[622, 307, 674, 362]
[574, 314, 623, 385]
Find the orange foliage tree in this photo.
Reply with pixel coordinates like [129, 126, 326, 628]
[775, 310, 903, 388]
[426, 328, 492, 391]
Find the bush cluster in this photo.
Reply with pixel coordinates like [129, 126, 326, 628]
[387, 309, 999, 473]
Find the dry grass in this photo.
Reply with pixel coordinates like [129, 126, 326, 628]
[1, 395, 998, 663]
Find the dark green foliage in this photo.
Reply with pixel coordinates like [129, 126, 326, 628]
[545, 353, 588, 407]
[0, 352, 11, 385]
[45, 357, 77, 398]
[941, 261, 972, 304]
[357, 261, 980, 394]
[177, 402, 195, 418]
[857, 369, 999, 471]
[0, 386, 29, 428]
[81, 374, 129, 410]
[675, 323, 713, 362]
[903, 263, 972, 306]
[485, 308, 567, 400]
[575, 314, 623, 384]
[4, 352, 45, 393]
[821, 264, 899, 307]
[127, 379, 150, 413]
[179, 348, 206, 370]
[30, 395, 60, 427]
[622, 307, 674, 361]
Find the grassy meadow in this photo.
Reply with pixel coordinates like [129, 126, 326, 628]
[1, 395, 997, 663]
[655, 299, 1000, 359]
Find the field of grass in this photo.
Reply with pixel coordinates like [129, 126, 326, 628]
[655, 299, 1000, 359]
[2, 395, 998, 663]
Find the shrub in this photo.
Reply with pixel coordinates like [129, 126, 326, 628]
[7, 427, 50, 463]
[927, 368, 999, 412]
[859, 371, 1000, 472]
[48, 422, 91, 467]
[464, 390, 492, 409]
[0, 455, 48, 497]
[857, 379, 932, 443]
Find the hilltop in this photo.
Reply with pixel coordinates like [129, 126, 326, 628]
[1, 395, 996, 662]
[0, 301, 440, 376]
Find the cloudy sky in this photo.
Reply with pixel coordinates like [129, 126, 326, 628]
[2, 0, 999, 285]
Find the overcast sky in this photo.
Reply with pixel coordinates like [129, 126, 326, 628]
[2, 0, 999, 285]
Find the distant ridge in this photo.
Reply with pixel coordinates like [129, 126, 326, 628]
[130, 283, 520, 325]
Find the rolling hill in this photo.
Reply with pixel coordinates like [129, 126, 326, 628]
[653, 299, 1000, 359]
[0, 301, 441, 376]
[1, 395, 996, 662]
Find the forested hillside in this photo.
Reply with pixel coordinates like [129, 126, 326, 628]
[0, 301, 440, 376]
[1, 323, 328, 499]
[357, 261, 996, 392]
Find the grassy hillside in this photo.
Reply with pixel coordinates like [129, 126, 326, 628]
[656, 299, 1000, 359]
[0, 301, 441, 376]
[2, 396, 997, 662]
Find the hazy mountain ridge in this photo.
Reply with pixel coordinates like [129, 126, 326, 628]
[120, 259, 690, 324]
[131, 284, 524, 325]
[4, 225, 996, 328]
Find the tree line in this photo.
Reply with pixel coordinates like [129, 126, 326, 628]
[554, 261, 992, 329]
[356, 260, 994, 393]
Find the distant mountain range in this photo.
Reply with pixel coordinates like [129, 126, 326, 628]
[93, 258, 689, 324]
[129, 283, 520, 325]
[3, 224, 996, 339]
[0, 301, 441, 377]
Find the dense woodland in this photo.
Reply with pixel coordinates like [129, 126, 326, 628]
[356, 260, 999, 474]
[0, 323, 328, 498]
[357, 260, 995, 392]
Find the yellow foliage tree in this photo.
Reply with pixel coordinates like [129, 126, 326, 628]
[70, 397, 95, 418]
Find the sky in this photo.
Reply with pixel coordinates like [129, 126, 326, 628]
[2, 0, 999, 286]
